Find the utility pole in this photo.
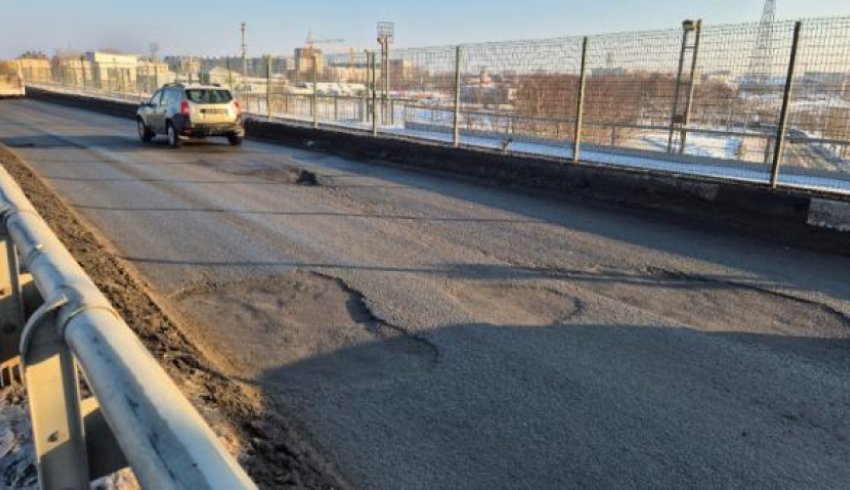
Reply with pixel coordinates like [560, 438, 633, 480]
[241, 22, 248, 81]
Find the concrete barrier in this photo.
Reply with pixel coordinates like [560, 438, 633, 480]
[24, 87, 850, 255]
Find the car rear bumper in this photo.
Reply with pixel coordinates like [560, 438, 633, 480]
[174, 116, 245, 138]
[182, 124, 245, 138]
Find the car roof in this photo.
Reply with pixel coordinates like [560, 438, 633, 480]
[161, 83, 231, 91]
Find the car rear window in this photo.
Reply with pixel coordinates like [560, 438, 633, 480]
[185, 89, 233, 104]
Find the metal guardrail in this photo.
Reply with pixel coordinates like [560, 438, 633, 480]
[0, 164, 256, 489]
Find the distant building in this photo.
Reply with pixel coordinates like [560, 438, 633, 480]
[137, 58, 174, 90]
[207, 66, 242, 88]
[294, 47, 324, 78]
[50, 55, 94, 86]
[460, 86, 516, 106]
[164, 56, 202, 82]
[85, 51, 139, 90]
[592, 67, 629, 77]
[325, 62, 369, 84]
[18, 57, 52, 83]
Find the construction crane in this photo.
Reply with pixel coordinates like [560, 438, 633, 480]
[746, 0, 777, 90]
[305, 31, 345, 52]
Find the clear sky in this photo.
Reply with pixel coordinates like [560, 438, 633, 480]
[1, 0, 848, 59]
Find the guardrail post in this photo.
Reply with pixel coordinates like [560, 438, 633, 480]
[771, 21, 802, 189]
[23, 296, 91, 489]
[453, 45, 463, 148]
[0, 229, 25, 386]
[573, 36, 589, 163]
[266, 55, 272, 120]
[0, 166, 257, 489]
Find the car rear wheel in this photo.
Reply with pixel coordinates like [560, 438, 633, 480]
[167, 123, 181, 149]
[228, 135, 243, 147]
[137, 119, 153, 143]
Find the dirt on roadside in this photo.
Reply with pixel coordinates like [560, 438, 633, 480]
[0, 144, 347, 489]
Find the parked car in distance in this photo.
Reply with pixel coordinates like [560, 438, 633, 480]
[136, 83, 244, 148]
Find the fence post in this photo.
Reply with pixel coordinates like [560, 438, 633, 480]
[371, 51, 378, 136]
[79, 57, 87, 94]
[121, 69, 127, 100]
[771, 21, 802, 189]
[312, 54, 319, 129]
[573, 36, 589, 163]
[227, 59, 233, 91]
[679, 19, 702, 154]
[668, 20, 696, 153]
[453, 45, 463, 148]
[266, 55, 272, 121]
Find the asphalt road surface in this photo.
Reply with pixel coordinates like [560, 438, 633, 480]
[2, 99, 850, 489]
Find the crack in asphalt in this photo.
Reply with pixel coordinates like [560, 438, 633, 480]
[313, 271, 442, 361]
[173, 271, 441, 363]
[642, 266, 850, 326]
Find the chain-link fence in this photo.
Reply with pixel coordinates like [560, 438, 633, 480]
[22, 16, 850, 195]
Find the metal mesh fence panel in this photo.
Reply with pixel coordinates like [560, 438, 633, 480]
[458, 37, 584, 152]
[783, 17, 850, 187]
[17, 15, 850, 195]
[582, 28, 683, 154]
[385, 45, 458, 138]
[691, 21, 797, 165]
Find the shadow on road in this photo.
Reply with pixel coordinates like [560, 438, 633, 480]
[0, 133, 246, 153]
[256, 322, 850, 489]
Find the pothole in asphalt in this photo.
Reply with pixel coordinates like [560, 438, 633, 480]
[596, 274, 850, 337]
[174, 272, 437, 380]
[446, 283, 584, 327]
[193, 158, 320, 186]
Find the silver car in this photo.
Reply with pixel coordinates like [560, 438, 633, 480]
[136, 83, 245, 148]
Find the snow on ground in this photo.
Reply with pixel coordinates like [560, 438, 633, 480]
[0, 386, 37, 489]
[641, 134, 742, 160]
[0, 385, 138, 489]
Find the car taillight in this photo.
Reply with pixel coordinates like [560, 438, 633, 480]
[233, 100, 241, 115]
[180, 101, 190, 117]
